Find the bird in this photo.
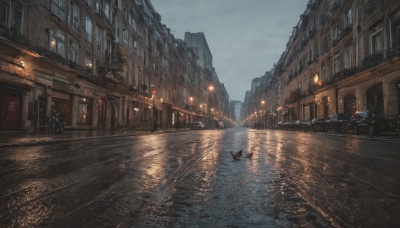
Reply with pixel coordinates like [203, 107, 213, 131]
[245, 151, 253, 159]
[230, 150, 242, 160]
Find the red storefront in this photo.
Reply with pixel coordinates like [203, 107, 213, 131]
[0, 86, 22, 130]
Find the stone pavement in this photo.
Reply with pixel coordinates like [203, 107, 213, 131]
[0, 128, 191, 148]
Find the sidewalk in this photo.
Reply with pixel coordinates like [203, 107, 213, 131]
[0, 128, 191, 148]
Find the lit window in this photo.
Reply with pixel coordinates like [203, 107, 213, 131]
[79, 97, 92, 125]
[50, 28, 65, 57]
[85, 53, 92, 69]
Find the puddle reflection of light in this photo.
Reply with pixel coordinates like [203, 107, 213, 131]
[345, 137, 360, 153]
[140, 135, 167, 181]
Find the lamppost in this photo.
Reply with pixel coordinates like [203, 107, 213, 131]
[189, 96, 194, 110]
[261, 100, 266, 128]
[207, 85, 214, 115]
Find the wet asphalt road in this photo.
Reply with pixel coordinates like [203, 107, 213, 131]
[0, 127, 399, 227]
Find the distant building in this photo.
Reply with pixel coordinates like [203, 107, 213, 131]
[184, 32, 213, 72]
[229, 100, 242, 123]
[243, 0, 400, 127]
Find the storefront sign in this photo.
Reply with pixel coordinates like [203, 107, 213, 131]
[0, 59, 29, 78]
[52, 91, 70, 101]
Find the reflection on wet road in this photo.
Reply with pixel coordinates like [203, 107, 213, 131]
[0, 128, 399, 227]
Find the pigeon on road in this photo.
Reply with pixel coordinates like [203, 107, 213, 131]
[230, 150, 243, 160]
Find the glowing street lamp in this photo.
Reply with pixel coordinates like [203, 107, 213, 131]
[208, 85, 214, 92]
[261, 100, 265, 105]
[314, 73, 319, 84]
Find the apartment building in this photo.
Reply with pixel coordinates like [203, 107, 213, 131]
[244, 0, 400, 125]
[0, 0, 230, 131]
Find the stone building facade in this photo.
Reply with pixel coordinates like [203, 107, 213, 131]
[0, 0, 231, 131]
[243, 0, 400, 125]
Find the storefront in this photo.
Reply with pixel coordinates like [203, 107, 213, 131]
[0, 85, 22, 130]
[52, 91, 72, 126]
[78, 97, 92, 125]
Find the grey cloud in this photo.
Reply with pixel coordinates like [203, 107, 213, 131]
[152, 0, 308, 101]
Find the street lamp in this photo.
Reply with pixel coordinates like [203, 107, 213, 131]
[208, 85, 214, 92]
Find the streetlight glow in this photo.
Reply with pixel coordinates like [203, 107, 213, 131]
[208, 85, 214, 91]
[314, 73, 319, 84]
[261, 100, 265, 105]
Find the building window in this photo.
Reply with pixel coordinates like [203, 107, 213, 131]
[85, 0, 93, 7]
[104, 3, 110, 18]
[322, 36, 329, 54]
[344, 46, 352, 69]
[105, 38, 111, 57]
[96, 26, 102, 51]
[321, 62, 327, 82]
[69, 39, 79, 63]
[344, 8, 352, 27]
[333, 54, 341, 74]
[130, 14, 137, 31]
[52, 0, 65, 20]
[0, 2, 8, 27]
[79, 97, 92, 125]
[332, 25, 340, 41]
[122, 28, 129, 48]
[370, 25, 383, 54]
[50, 28, 65, 57]
[85, 52, 92, 69]
[390, 13, 400, 48]
[94, 1, 100, 13]
[13, 3, 23, 35]
[85, 16, 92, 43]
[69, 2, 80, 32]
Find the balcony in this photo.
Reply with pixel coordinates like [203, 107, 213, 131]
[51, 3, 65, 20]
[0, 25, 31, 48]
[361, 51, 383, 71]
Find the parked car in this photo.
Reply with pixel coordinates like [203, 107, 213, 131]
[302, 121, 312, 131]
[277, 121, 286, 129]
[284, 121, 296, 130]
[294, 120, 309, 131]
[311, 118, 326, 132]
[325, 113, 352, 133]
[343, 111, 398, 136]
[191, 121, 205, 130]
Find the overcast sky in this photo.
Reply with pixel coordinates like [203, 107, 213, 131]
[151, 0, 309, 102]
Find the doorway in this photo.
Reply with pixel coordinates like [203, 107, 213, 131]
[1, 90, 21, 130]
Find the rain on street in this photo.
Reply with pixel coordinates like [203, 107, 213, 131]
[1, 128, 399, 227]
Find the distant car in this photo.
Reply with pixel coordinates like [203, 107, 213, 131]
[191, 121, 205, 130]
[311, 118, 326, 132]
[343, 111, 398, 136]
[325, 113, 352, 133]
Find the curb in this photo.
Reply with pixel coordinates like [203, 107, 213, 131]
[0, 129, 191, 149]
